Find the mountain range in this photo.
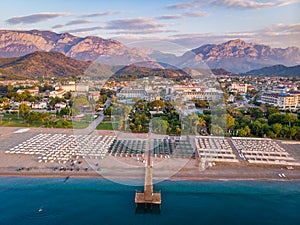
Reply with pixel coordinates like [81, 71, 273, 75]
[0, 29, 299, 74]
[0, 30, 149, 63]
[191, 39, 300, 73]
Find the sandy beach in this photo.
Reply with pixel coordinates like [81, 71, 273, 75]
[0, 126, 300, 181]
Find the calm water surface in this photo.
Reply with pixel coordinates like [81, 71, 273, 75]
[0, 177, 299, 225]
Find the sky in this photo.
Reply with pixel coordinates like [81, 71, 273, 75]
[1, 0, 300, 49]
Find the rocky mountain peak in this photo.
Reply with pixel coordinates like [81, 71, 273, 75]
[225, 39, 246, 46]
[0, 30, 146, 62]
[191, 39, 300, 73]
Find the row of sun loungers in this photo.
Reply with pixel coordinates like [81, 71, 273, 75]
[5, 133, 115, 164]
[231, 138, 300, 166]
[195, 137, 239, 163]
[108, 139, 146, 157]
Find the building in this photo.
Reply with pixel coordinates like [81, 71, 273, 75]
[175, 87, 224, 101]
[117, 87, 147, 100]
[261, 92, 298, 110]
[273, 85, 288, 93]
[230, 82, 248, 93]
[61, 84, 76, 92]
[49, 88, 66, 98]
[89, 91, 100, 101]
[55, 102, 67, 109]
[17, 87, 39, 96]
[31, 101, 47, 109]
[228, 95, 235, 103]
[288, 90, 300, 107]
[116, 86, 161, 102]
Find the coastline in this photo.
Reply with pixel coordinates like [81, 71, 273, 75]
[1, 164, 300, 181]
[1, 174, 300, 181]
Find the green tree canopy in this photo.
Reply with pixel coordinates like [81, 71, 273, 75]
[272, 123, 282, 138]
[19, 103, 30, 122]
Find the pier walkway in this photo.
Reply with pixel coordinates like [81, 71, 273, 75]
[135, 146, 161, 207]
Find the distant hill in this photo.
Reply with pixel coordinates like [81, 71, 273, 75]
[244, 64, 300, 76]
[0, 51, 91, 79]
[211, 68, 236, 76]
[114, 63, 190, 81]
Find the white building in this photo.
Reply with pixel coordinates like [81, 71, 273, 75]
[55, 102, 67, 109]
[261, 92, 298, 110]
[175, 87, 224, 101]
[117, 87, 147, 100]
[32, 101, 47, 109]
[49, 88, 66, 98]
[230, 82, 248, 93]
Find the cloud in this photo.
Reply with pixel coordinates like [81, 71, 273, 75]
[105, 18, 165, 30]
[169, 23, 300, 48]
[257, 23, 300, 45]
[65, 19, 92, 26]
[207, 0, 299, 10]
[166, 1, 201, 9]
[156, 14, 184, 20]
[64, 26, 104, 33]
[166, 0, 299, 10]
[114, 22, 300, 49]
[156, 11, 209, 20]
[63, 18, 176, 35]
[113, 22, 300, 49]
[263, 23, 300, 33]
[184, 11, 210, 17]
[109, 29, 179, 35]
[103, 18, 178, 35]
[52, 24, 64, 29]
[81, 11, 119, 18]
[52, 20, 94, 30]
[6, 12, 69, 24]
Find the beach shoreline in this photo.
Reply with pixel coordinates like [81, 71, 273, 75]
[1, 163, 300, 181]
[1, 174, 300, 181]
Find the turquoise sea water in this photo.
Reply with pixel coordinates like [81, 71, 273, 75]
[0, 177, 300, 225]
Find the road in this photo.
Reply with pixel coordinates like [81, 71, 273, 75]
[77, 97, 112, 135]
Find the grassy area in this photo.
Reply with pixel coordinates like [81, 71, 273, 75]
[0, 114, 43, 127]
[72, 121, 89, 129]
[0, 113, 91, 129]
[96, 122, 114, 130]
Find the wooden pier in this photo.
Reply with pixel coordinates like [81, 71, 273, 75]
[135, 148, 161, 208]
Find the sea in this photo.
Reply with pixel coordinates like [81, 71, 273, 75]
[0, 177, 300, 225]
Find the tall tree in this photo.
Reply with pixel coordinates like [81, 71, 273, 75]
[226, 114, 235, 132]
[19, 103, 30, 122]
[272, 123, 282, 138]
[150, 100, 165, 112]
[284, 113, 298, 127]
